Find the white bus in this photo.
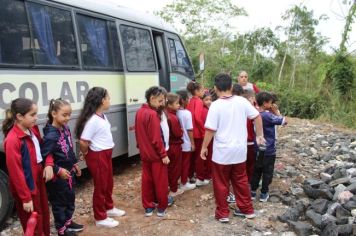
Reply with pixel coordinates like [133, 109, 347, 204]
[0, 0, 194, 226]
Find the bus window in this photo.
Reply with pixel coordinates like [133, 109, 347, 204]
[27, 2, 78, 66]
[77, 14, 113, 69]
[109, 22, 123, 71]
[168, 38, 194, 78]
[0, 0, 33, 65]
[119, 25, 156, 72]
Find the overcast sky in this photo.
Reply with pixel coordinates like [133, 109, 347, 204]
[106, 0, 355, 52]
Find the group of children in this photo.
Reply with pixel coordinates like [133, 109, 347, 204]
[3, 87, 125, 236]
[3, 71, 287, 235]
[136, 72, 287, 223]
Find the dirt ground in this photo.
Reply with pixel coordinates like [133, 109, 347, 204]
[4, 117, 353, 236]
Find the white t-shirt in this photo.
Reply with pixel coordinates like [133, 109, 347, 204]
[161, 112, 170, 151]
[31, 134, 43, 163]
[205, 95, 259, 165]
[176, 109, 193, 152]
[81, 114, 115, 151]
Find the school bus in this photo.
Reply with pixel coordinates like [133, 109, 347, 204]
[0, 0, 194, 226]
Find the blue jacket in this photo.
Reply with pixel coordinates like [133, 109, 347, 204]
[259, 111, 284, 156]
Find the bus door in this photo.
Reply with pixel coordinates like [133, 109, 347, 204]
[152, 31, 170, 91]
[118, 23, 160, 156]
[164, 33, 195, 92]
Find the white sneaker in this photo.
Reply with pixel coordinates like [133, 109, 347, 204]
[96, 217, 119, 228]
[107, 207, 126, 217]
[196, 179, 209, 187]
[204, 179, 210, 184]
[169, 188, 184, 197]
[180, 182, 196, 191]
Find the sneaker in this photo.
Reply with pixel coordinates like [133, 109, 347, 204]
[107, 207, 126, 217]
[233, 209, 256, 219]
[180, 182, 196, 191]
[218, 217, 229, 223]
[95, 217, 119, 228]
[169, 188, 184, 197]
[59, 229, 76, 236]
[259, 192, 269, 202]
[168, 196, 174, 207]
[145, 208, 155, 217]
[66, 221, 84, 232]
[189, 177, 196, 183]
[196, 179, 209, 187]
[204, 179, 210, 184]
[227, 192, 236, 203]
[157, 209, 166, 217]
[251, 191, 256, 201]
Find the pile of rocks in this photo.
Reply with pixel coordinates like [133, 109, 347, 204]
[276, 126, 356, 236]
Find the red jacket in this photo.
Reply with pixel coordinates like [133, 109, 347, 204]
[135, 104, 167, 162]
[166, 109, 183, 145]
[4, 125, 43, 203]
[247, 119, 255, 144]
[186, 96, 205, 139]
[201, 105, 209, 136]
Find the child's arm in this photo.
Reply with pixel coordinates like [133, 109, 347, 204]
[168, 116, 183, 138]
[79, 139, 90, 157]
[147, 114, 169, 164]
[254, 115, 265, 146]
[201, 129, 215, 160]
[188, 130, 195, 151]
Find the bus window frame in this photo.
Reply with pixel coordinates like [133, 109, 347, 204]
[118, 21, 158, 73]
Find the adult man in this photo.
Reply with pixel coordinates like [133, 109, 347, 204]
[237, 71, 260, 93]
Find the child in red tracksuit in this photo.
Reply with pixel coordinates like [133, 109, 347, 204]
[186, 81, 208, 186]
[135, 86, 174, 217]
[201, 90, 213, 180]
[166, 93, 184, 197]
[3, 98, 51, 236]
[76, 87, 125, 228]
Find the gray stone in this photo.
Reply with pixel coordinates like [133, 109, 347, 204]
[345, 182, 356, 194]
[311, 199, 329, 215]
[299, 153, 308, 157]
[269, 195, 280, 203]
[320, 173, 332, 182]
[305, 179, 324, 187]
[281, 196, 294, 206]
[350, 177, 356, 184]
[343, 200, 356, 211]
[321, 213, 337, 229]
[333, 184, 347, 200]
[280, 232, 297, 236]
[337, 224, 353, 236]
[336, 205, 351, 218]
[303, 183, 333, 200]
[351, 209, 356, 217]
[350, 140, 356, 148]
[278, 208, 301, 223]
[306, 210, 322, 228]
[326, 202, 342, 215]
[310, 147, 318, 155]
[329, 177, 350, 187]
[288, 221, 312, 236]
[336, 217, 349, 225]
[321, 222, 338, 236]
[321, 140, 329, 147]
[346, 168, 356, 178]
[332, 168, 347, 179]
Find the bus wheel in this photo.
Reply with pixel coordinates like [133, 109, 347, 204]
[0, 170, 13, 229]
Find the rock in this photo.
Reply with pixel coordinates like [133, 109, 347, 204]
[305, 179, 324, 187]
[321, 221, 338, 236]
[288, 221, 312, 236]
[350, 177, 356, 184]
[351, 209, 356, 217]
[336, 217, 349, 225]
[321, 213, 337, 229]
[337, 191, 353, 203]
[305, 210, 322, 228]
[269, 195, 281, 203]
[333, 184, 347, 201]
[280, 232, 297, 236]
[336, 205, 351, 218]
[311, 199, 329, 215]
[303, 182, 333, 200]
[278, 208, 301, 223]
[346, 168, 356, 178]
[321, 140, 329, 147]
[281, 196, 294, 206]
[345, 182, 356, 194]
[337, 224, 353, 236]
[350, 141, 356, 148]
[329, 177, 350, 187]
[326, 202, 342, 215]
[343, 199, 356, 211]
[299, 153, 308, 157]
[310, 147, 318, 155]
[291, 185, 304, 196]
[320, 173, 332, 182]
[332, 168, 347, 180]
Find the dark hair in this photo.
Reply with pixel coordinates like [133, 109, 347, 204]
[75, 87, 108, 139]
[2, 98, 34, 137]
[232, 83, 244, 96]
[186, 81, 202, 95]
[202, 89, 211, 99]
[270, 92, 278, 103]
[166, 93, 179, 105]
[242, 89, 255, 99]
[145, 86, 166, 103]
[47, 98, 71, 124]
[256, 91, 273, 106]
[209, 88, 218, 101]
[214, 73, 232, 92]
[176, 90, 189, 106]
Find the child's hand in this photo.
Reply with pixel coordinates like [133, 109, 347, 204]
[23, 200, 33, 212]
[162, 156, 170, 165]
[256, 136, 266, 146]
[79, 152, 87, 161]
[58, 168, 71, 180]
[43, 166, 53, 182]
[200, 147, 208, 160]
[271, 104, 280, 115]
[74, 164, 82, 177]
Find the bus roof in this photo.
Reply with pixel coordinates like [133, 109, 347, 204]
[52, 0, 177, 34]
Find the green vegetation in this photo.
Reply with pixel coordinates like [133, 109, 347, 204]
[157, 0, 356, 128]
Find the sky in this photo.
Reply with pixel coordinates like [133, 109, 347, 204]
[105, 0, 356, 53]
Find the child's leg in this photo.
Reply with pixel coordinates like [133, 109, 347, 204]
[181, 151, 191, 185]
[194, 138, 206, 181]
[250, 152, 264, 191]
[246, 145, 256, 183]
[35, 164, 50, 236]
[167, 144, 182, 193]
[103, 149, 114, 211]
[231, 162, 254, 214]
[205, 142, 213, 179]
[64, 178, 76, 227]
[141, 161, 156, 209]
[261, 154, 276, 194]
[211, 162, 231, 219]
[152, 161, 169, 210]
[86, 149, 110, 220]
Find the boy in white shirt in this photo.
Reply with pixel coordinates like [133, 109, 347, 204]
[200, 73, 265, 223]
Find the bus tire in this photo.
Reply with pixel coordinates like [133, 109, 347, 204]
[0, 170, 13, 229]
